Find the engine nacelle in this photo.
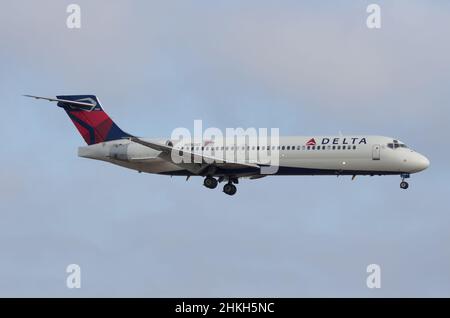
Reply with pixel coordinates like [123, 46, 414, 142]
[166, 140, 174, 147]
[110, 143, 129, 161]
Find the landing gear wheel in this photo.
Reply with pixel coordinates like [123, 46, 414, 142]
[223, 183, 237, 196]
[203, 177, 218, 189]
[400, 181, 409, 189]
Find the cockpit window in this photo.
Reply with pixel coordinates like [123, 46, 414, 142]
[387, 143, 408, 149]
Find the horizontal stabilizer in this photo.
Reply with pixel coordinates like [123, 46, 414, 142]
[23, 95, 97, 110]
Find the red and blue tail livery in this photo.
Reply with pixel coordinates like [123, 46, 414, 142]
[55, 95, 131, 145]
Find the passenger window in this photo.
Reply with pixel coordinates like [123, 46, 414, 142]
[353, 145, 356, 150]
[287, 146, 290, 150]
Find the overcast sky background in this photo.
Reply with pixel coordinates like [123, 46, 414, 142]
[0, 0, 449, 297]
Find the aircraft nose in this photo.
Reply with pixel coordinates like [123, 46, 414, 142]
[414, 154, 430, 172]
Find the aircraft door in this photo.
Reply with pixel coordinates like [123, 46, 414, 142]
[372, 144, 380, 160]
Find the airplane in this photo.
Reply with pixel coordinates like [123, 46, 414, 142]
[25, 94, 430, 196]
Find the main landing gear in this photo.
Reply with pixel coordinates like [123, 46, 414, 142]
[223, 183, 237, 196]
[221, 177, 238, 196]
[400, 173, 410, 190]
[203, 176, 218, 189]
[203, 176, 238, 195]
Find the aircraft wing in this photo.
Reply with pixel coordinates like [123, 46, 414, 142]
[128, 137, 261, 175]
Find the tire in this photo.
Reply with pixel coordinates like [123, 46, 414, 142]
[204, 177, 218, 189]
[400, 181, 409, 189]
[223, 183, 237, 195]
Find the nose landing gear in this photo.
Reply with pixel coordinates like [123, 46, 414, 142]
[400, 173, 410, 190]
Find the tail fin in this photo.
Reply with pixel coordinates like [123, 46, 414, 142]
[56, 95, 132, 145]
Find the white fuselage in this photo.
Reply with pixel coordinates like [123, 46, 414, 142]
[78, 135, 429, 178]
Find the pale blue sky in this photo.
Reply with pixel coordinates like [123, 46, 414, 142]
[0, 0, 449, 296]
